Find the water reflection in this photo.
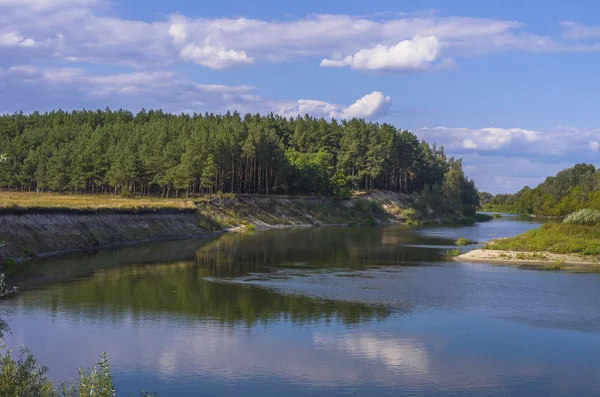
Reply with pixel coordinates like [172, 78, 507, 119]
[6, 220, 600, 396]
[313, 333, 430, 376]
[194, 226, 455, 279]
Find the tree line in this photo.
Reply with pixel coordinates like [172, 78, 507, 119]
[482, 163, 600, 216]
[0, 109, 478, 209]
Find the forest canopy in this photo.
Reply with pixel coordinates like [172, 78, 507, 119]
[0, 109, 479, 213]
[482, 163, 600, 216]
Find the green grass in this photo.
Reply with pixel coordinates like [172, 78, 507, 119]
[515, 252, 548, 261]
[563, 209, 600, 226]
[484, 222, 600, 256]
[0, 192, 196, 211]
[455, 237, 471, 246]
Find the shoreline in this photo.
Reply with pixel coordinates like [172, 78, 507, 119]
[1, 191, 487, 264]
[454, 249, 600, 271]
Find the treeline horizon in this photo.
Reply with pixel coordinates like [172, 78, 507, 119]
[480, 163, 600, 216]
[0, 108, 479, 213]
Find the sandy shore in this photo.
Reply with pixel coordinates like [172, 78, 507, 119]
[455, 249, 600, 271]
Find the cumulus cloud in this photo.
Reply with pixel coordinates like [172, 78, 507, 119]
[321, 36, 443, 71]
[0, 0, 598, 70]
[277, 91, 391, 120]
[0, 66, 389, 121]
[0, 32, 36, 47]
[179, 44, 254, 69]
[413, 126, 600, 193]
[341, 91, 391, 118]
[418, 126, 541, 151]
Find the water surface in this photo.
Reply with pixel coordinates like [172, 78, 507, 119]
[3, 217, 600, 397]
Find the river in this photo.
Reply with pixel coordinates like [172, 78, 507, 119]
[2, 216, 600, 396]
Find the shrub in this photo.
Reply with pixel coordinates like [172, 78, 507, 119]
[455, 237, 470, 246]
[401, 208, 416, 219]
[563, 209, 600, 226]
[0, 347, 56, 396]
[0, 349, 155, 397]
[446, 248, 461, 257]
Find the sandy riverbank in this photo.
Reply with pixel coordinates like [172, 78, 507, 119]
[455, 249, 600, 271]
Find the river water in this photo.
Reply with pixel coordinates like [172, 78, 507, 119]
[2, 216, 600, 396]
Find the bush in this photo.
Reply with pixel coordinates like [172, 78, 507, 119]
[0, 349, 154, 397]
[401, 208, 416, 219]
[0, 347, 56, 396]
[563, 209, 600, 226]
[455, 237, 470, 246]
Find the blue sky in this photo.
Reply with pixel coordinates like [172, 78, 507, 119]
[1, 0, 599, 193]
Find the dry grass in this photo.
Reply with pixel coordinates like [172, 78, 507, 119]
[0, 192, 197, 211]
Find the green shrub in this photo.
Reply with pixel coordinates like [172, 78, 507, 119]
[446, 248, 461, 257]
[0, 349, 155, 397]
[492, 213, 501, 219]
[0, 347, 56, 396]
[455, 237, 470, 246]
[401, 208, 416, 218]
[563, 209, 600, 226]
[245, 224, 256, 232]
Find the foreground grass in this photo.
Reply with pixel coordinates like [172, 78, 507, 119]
[0, 192, 196, 211]
[484, 223, 600, 256]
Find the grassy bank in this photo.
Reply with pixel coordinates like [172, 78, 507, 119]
[0, 192, 196, 211]
[483, 223, 600, 256]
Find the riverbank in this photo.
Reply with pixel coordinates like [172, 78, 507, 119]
[454, 222, 600, 271]
[0, 191, 488, 263]
[455, 249, 600, 271]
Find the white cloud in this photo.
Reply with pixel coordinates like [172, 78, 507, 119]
[419, 126, 541, 150]
[341, 91, 391, 118]
[321, 36, 443, 71]
[1, 0, 597, 70]
[0, 66, 388, 121]
[0, 32, 36, 47]
[413, 126, 600, 193]
[179, 43, 254, 69]
[0, 66, 257, 114]
[276, 91, 391, 120]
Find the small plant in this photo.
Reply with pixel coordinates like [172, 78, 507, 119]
[492, 213, 501, 219]
[446, 248, 461, 257]
[245, 224, 256, 232]
[455, 237, 470, 246]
